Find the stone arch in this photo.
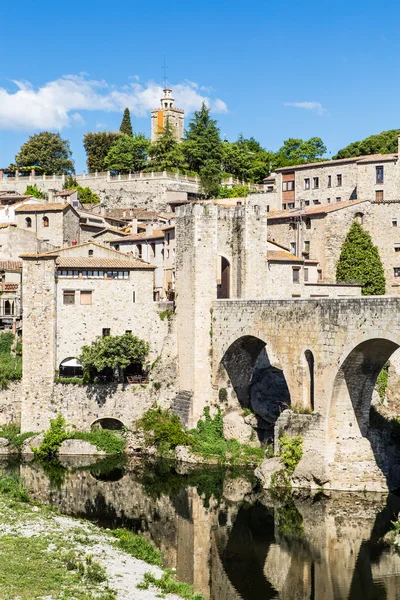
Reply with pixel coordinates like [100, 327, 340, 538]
[328, 338, 400, 450]
[59, 357, 83, 378]
[218, 334, 290, 427]
[217, 254, 231, 299]
[91, 417, 125, 431]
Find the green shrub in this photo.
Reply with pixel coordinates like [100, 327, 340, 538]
[159, 308, 174, 322]
[137, 407, 190, 453]
[0, 474, 30, 502]
[218, 388, 228, 402]
[54, 377, 84, 385]
[111, 529, 163, 566]
[279, 434, 303, 475]
[153, 381, 161, 391]
[289, 403, 313, 415]
[33, 414, 69, 460]
[376, 362, 390, 402]
[85, 560, 107, 583]
[0, 423, 35, 450]
[72, 429, 126, 455]
[138, 570, 204, 600]
[24, 184, 44, 199]
[0, 333, 22, 389]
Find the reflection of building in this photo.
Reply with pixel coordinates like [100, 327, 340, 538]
[151, 87, 184, 142]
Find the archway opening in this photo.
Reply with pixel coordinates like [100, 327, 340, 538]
[59, 357, 83, 378]
[4, 300, 11, 316]
[220, 335, 290, 439]
[91, 417, 125, 431]
[304, 350, 314, 411]
[217, 256, 230, 299]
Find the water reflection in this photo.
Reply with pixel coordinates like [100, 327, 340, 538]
[2, 456, 400, 600]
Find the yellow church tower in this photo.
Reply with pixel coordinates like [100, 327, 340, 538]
[151, 87, 184, 142]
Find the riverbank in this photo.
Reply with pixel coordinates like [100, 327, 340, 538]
[0, 476, 203, 600]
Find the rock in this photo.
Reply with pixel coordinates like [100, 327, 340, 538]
[223, 410, 253, 443]
[223, 476, 253, 502]
[291, 449, 330, 488]
[175, 445, 219, 465]
[0, 437, 11, 455]
[59, 439, 106, 456]
[21, 434, 44, 455]
[254, 457, 282, 488]
[126, 429, 146, 453]
[371, 390, 381, 407]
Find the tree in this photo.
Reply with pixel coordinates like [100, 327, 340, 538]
[199, 160, 221, 198]
[15, 132, 74, 174]
[104, 134, 150, 174]
[148, 119, 188, 172]
[336, 222, 385, 295]
[63, 176, 99, 204]
[83, 131, 122, 172]
[24, 185, 44, 199]
[333, 129, 400, 159]
[221, 136, 273, 182]
[184, 103, 223, 172]
[119, 108, 133, 136]
[79, 333, 149, 382]
[272, 137, 327, 169]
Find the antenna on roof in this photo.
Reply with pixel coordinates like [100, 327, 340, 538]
[162, 55, 168, 89]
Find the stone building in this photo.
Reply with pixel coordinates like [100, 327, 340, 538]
[151, 87, 184, 142]
[15, 203, 81, 248]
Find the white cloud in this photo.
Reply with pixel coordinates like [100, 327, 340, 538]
[0, 75, 228, 131]
[284, 101, 327, 116]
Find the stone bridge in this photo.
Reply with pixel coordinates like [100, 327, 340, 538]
[202, 297, 400, 491]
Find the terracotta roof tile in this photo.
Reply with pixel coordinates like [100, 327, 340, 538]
[267, 199, 367, 221]
[55, 189, 76, 196]
[56, 257, 155, 269]
[118, 228, 165, 241]
[15, 203, 69, 213]
[267, 251, 303, 262]
[0, 261, 22, 271]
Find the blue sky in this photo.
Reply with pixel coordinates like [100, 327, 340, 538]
[1, 0, 399, 172]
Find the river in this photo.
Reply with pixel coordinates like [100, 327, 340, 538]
[2, 455, 400, 600]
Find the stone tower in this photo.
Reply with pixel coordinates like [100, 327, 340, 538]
[151, 88, 184, 142]
[174, 203, 268, 427]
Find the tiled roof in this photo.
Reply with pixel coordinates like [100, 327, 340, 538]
[56, 257, 155, 269]
[55, 189, 76, 196]
[267, 199, 367, 221]
[275, 153, 398, 173]
[0, 261, 22, 271]
[92, 227, 129, 237]
[118, 228, 165, 242]
[15, 203, 69, 213]
[43, 241, 131, 257]
[267, 251, 303, 262]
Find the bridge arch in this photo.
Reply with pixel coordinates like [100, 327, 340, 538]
[328, 337, 400, 454]
[91, 417, 125, 431]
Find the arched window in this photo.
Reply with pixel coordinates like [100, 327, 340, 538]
[59, 357, 83, 379]
[355, 212, 364, 225]
[114, 244, 120, 252]
[43, 216, 49, 227]
[305, 350, 315, 411]
[4, 300, 11, 315]
[25, 217, 32, 228]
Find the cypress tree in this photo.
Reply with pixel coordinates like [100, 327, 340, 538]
[336, 221, 385, 295]
[119, 108, 133, 137]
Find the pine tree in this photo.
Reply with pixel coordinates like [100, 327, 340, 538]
[336, 222, 385, 295]
[119, 108, 133, 137]
[148, 118, 187, 172]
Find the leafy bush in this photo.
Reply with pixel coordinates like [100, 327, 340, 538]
[111, 529, 162, 566]
[33, 414, 69, 460]
[138, 407, 190, 453]
[218, 388, 228, 402]
[216, 185, 249, 198]
[376, 362, 390, 402]
[24, 184, 44, 199]
[159, 308, 174, 322]
[54, 377, 84, 385]
[279, 434, 303, 475]
[0, 333, 22, 389]
[72, 429, 126, 455]
[0, 474, 30, 502]
[0, 423, 35, 450]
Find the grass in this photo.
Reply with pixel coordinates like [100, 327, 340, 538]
[0, 423, 36, 450]
[0, 332, 22, 389]
[111, 529, 163, 566]
[72, 430, 126, 455]
[138, 570, 204, 600]
[0, 474, 30, 502]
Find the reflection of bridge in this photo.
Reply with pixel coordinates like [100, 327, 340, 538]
[16, 460, 400, 600]
[175, 204, 400, 491]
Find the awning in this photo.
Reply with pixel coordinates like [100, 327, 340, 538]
[60, 358, 82, 368]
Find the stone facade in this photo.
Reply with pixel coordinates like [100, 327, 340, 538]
[15, 204, 81, 248]
[151, 88, 184, 142]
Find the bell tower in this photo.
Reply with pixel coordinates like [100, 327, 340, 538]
[151, 87, 185, 142]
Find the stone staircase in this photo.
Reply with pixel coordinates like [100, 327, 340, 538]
[171, 391, 192, 427]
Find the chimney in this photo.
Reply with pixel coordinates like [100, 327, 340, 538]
[47, 189, 55, 203]
[146, 223, 153, 236]
[130, 218, 138, 234]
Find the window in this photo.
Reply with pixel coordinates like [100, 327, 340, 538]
[137, 244, 142, 259]
[376, 166, 384, 184]
[43, 216, 49, 227]
[292, 268, 300, 283]
[150, 242, 156, 258]
[305, 200, 310, 206]
[80, 291, 92, 305]
[63, 290, 75, 305]
[304, 268, 309, 282]
[102, 328, 110, 337]
[336, 197, 341, 202]
[287, 181, 295, 191]
[288, 202, 295, 209]
[327, 198, 331, 203]
[394, 268, 400, 278]
[25, 217, 32, 228]
[376, 190, 384, 202]
[327, 175, 332, 188]
[392, 219, 398, 227]
[282, 182, 287, 191]
[336, 174, 342, 187]
[125, 330, 132, 334]
[115, 244, 120, 252]
[313, 177, 319, 189]
[304, 178, 310, 190]
[313, 199, 320, 205]
[317, 269, 322, 281]
[88, 249, 93, 256]
[355, 212, 364, 225]
[305, 218, 311, 229]
[132, 291, 136, 303]
[289, 222, 296, 230]
[303, 240, 310, 254]
[282, 203, 287, 210]
[290, 242, 296, 255]
[395, 245, 400, 253]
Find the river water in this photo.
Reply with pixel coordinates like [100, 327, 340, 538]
[2, 455, 400, 600]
